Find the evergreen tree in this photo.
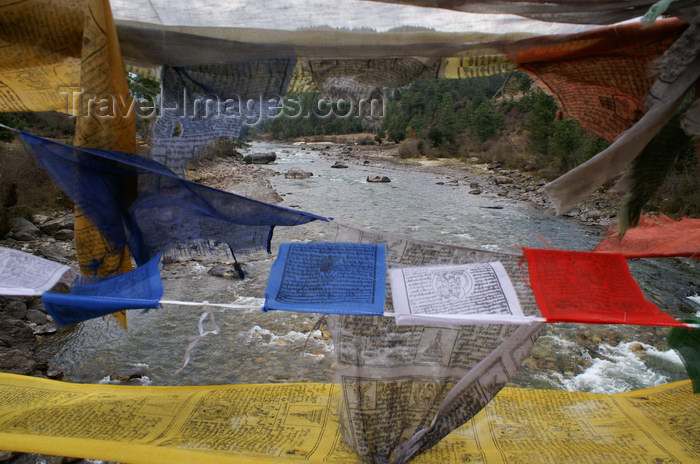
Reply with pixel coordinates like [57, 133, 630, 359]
[472, 101, 505, 142]
[523, 89, 557, 154]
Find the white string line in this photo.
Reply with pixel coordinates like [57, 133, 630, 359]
[160, 299, 261, 310]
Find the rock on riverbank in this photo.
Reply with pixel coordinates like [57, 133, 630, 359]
[1, 211, 78, 379]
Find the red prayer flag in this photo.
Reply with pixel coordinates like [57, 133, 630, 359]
[523, 248, 685, 327]
[593, 214, 700, 258]
[505, 19, 685, 142]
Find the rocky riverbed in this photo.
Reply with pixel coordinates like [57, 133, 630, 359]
[294, 139, 620, 227]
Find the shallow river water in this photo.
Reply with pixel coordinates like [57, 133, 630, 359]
[38, 141, 699, 394]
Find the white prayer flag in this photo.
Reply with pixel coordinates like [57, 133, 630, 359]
[390, 262, 535, 325]
[0, 247, 75, 296]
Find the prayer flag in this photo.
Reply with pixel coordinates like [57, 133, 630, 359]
[593, 214, 700, 258]
[42, 254, 163, 326]
[523, 248, 685, 327]
[0, 247, 76, 296]
[390, 262, 535, 325]
[264, 242, 386, 315]
[20, 131, 329, 268]
[332, 224, 544, 463]
[507, 19, 684, 142]
[151, 61, 296, 172]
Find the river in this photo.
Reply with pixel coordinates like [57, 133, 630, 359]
[38, 140, 699, 394]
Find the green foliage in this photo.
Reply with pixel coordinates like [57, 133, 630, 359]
[265, 93, 367, 139]
[546, 119, 584, 172]
[581, 135, 610, 162]
[472, 101, 505, 142]
[514, 73, 533, 93]
[522, 90, 557, 154]
[383, 101, 407, 143]
[619, 111, 692, 235]
[126, 73, 160, 101]
[126, 73, 160, 138]
[550, 120, 581, 156]
[0, 113, 25, 142]
[427, 126, 443, 147]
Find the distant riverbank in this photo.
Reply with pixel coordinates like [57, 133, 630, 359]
[269, 134, 621, 229]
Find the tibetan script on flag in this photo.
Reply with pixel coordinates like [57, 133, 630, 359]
[390, 262, 532, 325]
[264, 242, 386, 315]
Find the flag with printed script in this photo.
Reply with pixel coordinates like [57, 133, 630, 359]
[523, 248, 686, 327]
[42, 255, 163, 326]
[389, 262, 536, 325]
[264, 242, 386, 315]
[668, 319, 700, 393]
[0, 247, 76, 296]
[20, 131, 328, 269]
[150, 61, 295, 173]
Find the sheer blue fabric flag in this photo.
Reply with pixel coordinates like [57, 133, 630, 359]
[151, 60, 296, 173]
[42, 254, 164, 326]
[20, 131, 329, 269]
[264, 242, 386, 315]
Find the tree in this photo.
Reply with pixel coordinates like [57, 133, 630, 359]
[523, 89, 557, 154]
[549, 119, 582, 170]
[126, 73, 160, 101]
[427, 126, 443, 147]
[0, 113, 23, 142]
[438, 94, 459, 144]
[382, 101, 407, 143]
[472, 101, 505, 142]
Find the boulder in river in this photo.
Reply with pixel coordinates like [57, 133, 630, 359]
[366, 175, 391, 183]
[331, 162, 348, 169]
[5, 301, 28, 320]
[284, 168, 313, 179]
[208, 264, 244, 279]
[243, 152, 277, 164]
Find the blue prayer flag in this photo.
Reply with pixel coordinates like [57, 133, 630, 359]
[151, 60, 296, 173]
[42, 255, 164, 326]
[20, 131, 329, 269]
[264, 242, 386, 315]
